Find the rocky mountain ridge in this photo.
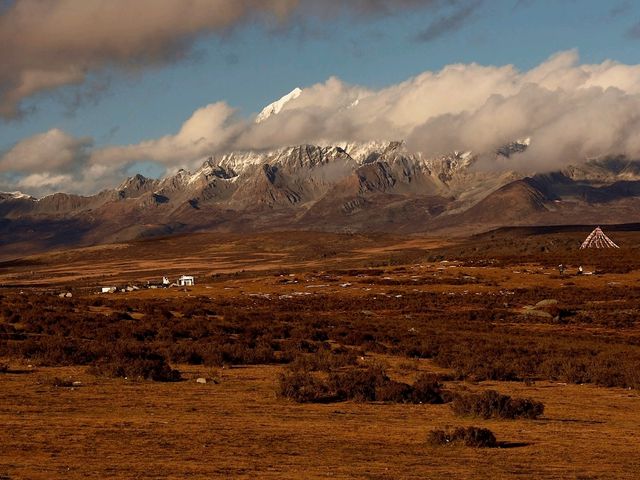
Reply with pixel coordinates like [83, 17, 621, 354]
[3, 140, 640, 256]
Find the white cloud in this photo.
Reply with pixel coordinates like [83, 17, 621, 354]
[0, 128, 92, 173]
[0, 128, 123, 196]
[6, 50, 640, 196]
[91, 102, 244, 169]
[17, 172, 73, 191]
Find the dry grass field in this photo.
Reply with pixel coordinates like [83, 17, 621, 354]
[2, 363, 640, 479]
[2, 227, 640, 479]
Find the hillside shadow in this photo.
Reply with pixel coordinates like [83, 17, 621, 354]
[498, 441, 531, 449]
[540, 418, 605, 425]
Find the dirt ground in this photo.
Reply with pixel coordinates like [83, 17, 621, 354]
[2, 229, 640, 479]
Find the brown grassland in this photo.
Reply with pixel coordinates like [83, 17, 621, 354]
[2, 227, 640, 479]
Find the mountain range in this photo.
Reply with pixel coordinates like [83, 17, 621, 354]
[4, 136, 640, 258]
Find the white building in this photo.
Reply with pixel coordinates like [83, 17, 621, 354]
[178, 275, 195, 287]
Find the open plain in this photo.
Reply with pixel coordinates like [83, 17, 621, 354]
[2, 227, 640, 479]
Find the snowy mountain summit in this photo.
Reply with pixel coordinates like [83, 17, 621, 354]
[0, 191, 32, 200]
[255, 87, 302, 123]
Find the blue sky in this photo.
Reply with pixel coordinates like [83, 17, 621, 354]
[2, 0, 638, 151]
[2, 0, 640, 195]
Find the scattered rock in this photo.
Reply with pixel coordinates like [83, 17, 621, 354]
[535, 299, 558, 308]
[522, 309, 553, 319]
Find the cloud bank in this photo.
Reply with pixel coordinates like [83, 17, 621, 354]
[0, 0, 459, 118]
[4, 50, 640, 196]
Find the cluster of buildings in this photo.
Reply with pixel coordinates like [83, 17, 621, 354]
[100, 275, 195, 294]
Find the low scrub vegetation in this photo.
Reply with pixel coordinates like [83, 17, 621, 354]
[278, 365, 448, 404]
[286, 347, 358, 373]
[2, 276, 640, 390]
[427, 427, 497, 448]
[276, 368, 335, 403]
[88, 349, 181, 382]
[451, 390, 544, 420]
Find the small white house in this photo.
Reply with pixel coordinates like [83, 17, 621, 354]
[178, 275, 195, 287]
[101, 287, 117, 294]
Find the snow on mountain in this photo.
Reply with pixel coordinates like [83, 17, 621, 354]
[341, 141, 395, 163]
[10, 191, 32, 199]
[0, 191, 33, 200]
[255, 87, 302, 123]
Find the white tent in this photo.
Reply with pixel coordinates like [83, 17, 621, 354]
[580, 227, 619, 249]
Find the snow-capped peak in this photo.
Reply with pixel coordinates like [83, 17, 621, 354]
[255, 87, 302, 123]
[1, 191, 32, 200]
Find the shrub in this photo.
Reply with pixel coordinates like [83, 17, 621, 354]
[288, 348, 357, 372]
[411, 373, 446, 404]
[329, 365, 388, 402]
[6, 336, 100, 366]
[278, 365, 390, 403]
[277, 368, 334, 403]
[89, 349, 181, 382]
[428, 427, 497, 448]
[279, 365, 450, 404]
[0, 363, 8, 373]
[376, 379, 416, 403]
[451, 390, 544, 419]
